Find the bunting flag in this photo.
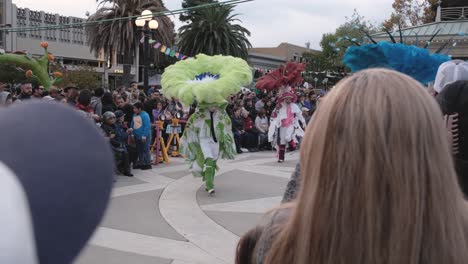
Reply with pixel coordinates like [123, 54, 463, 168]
[143, 40, 191, 61]
[140, 37, 190, 60]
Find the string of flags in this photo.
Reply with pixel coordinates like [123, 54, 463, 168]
[140, 37, 190, 60]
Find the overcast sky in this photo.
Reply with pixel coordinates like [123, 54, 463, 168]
[13, 0, 394, 50]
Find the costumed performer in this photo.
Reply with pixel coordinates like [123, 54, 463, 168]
[161, 54, 252, 195]
[256, 62, 306, 163]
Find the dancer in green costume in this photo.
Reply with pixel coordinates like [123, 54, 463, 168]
[0, 42, 62, 89]
[162, 54, 252, 195]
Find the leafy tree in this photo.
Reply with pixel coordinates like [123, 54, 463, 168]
[87, 0, 175, 87]
[303, 52, 330, 73]
[384, 0, 467, 29]
[310, 10, 377, 73]
[178, 4, 252, 59]
[180, 0, 218, 22]
[0, 64, 29, 84]
[60, 66, 101, 90]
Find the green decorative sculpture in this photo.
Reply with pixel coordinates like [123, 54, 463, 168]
[0, 42, 63, 90]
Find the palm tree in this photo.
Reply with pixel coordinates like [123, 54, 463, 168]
[178, 5, 252, 60]
[86, 0, 175, 87]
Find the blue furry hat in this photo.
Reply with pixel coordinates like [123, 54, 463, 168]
[343, 42, 451, 84]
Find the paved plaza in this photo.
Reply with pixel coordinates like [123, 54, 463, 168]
[75, 152, 299, 264]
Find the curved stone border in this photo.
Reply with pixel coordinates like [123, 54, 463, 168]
[159, 172, 239, 264]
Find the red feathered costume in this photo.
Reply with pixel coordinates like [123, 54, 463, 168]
[256, 62, 306, 162]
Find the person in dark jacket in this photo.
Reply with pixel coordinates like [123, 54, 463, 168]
[116, 95, 134, 126]
[231, 107, 244, 154]
[244, 99, 257, 119]
[101, 92, 116, 113]
[101, 111, 133, 177]
[115, 110, 138, 170]
[242, 110, 259, 152]
[436, 80, 468, 196]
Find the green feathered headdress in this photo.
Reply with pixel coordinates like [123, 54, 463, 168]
[161, 54, 253, 105]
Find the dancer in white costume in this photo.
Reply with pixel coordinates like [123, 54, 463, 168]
[268, 91, 305, 162]
[256, 61, 306, 163]
[161, 54, 252, 195]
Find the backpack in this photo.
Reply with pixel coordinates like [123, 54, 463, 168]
[90, 98, 102, 115]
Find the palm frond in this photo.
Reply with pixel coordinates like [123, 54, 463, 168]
[178, 4, 250, 59]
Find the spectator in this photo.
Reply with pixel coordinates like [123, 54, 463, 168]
[0, 91, 12, 106]
[139, 94, 147, 105]
[64, 86, 79, 107]
[0, 82, 7, 93]
[302, 107, 311, 125]
[242, 110, 259, 152]
[90, 88, 105, 116]
[130, 82, 139, 93]
[167, 98, 183, 117]
[434, 60, 468, 196]
[17, 82, 33, 101]
[115, 110, 138, 170]
[130, 90, 139, 104]
[235, 99, 245, 109]
[116, 86, 127, 99]
[31, 85, 44, 100]
[76, 89, 99, 122]
[116, 96, 134, 126]
[227, 95, 237, 116]
[264, 99, 275, 118]
[152, 101, 164, 122]
[231, 107, 244, 154]
[101, 112, 133, 177]
[101, 92, 115, 113]
[296, 94, 310, 110]
[147, 85, 157, 95]
[255, 94, 269, 112]
[244, 99, 257, 119]
[237, 69, 468, 264]
[247, 92, 256, 101]
[436, 81, 468, 196]
[130, 102, 152, 170]
[48, 87, 63, 101]
[308, 92, 318, 115]
[255, 108, 270, 150]
[145, 91, 160, 122]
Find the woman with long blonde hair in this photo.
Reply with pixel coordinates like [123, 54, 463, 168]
[237, 68, 468, 264]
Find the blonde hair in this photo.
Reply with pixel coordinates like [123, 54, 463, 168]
[265, 69, 468, 264]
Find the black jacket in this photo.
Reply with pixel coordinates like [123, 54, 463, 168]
[118, 104, 134, 126]
[101, 123, 121, 149]
[102, 103, 116, 114]
[231, 116, 244, 133]
[437, 81, 468, 160]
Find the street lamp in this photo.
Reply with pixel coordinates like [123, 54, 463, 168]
[136, 10, 159, 94]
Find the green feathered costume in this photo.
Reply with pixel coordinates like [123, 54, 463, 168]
[162, 54, 252, 194]
[0, 42, 62, 90]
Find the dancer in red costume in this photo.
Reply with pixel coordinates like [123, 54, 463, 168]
[256, 62, 306, 163]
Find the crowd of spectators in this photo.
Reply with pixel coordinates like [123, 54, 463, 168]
[227, 87, 321, 153]
[0, 80, 324, 176]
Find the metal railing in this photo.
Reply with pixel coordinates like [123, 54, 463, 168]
[441, 7, 468, 21]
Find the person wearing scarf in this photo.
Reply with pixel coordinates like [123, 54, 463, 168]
[269, 91, 305, 163]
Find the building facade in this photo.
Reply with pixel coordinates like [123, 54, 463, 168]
[0, 0, 138, 88]
[249, 42, 319, 64]
[248, 42, 320, 80]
